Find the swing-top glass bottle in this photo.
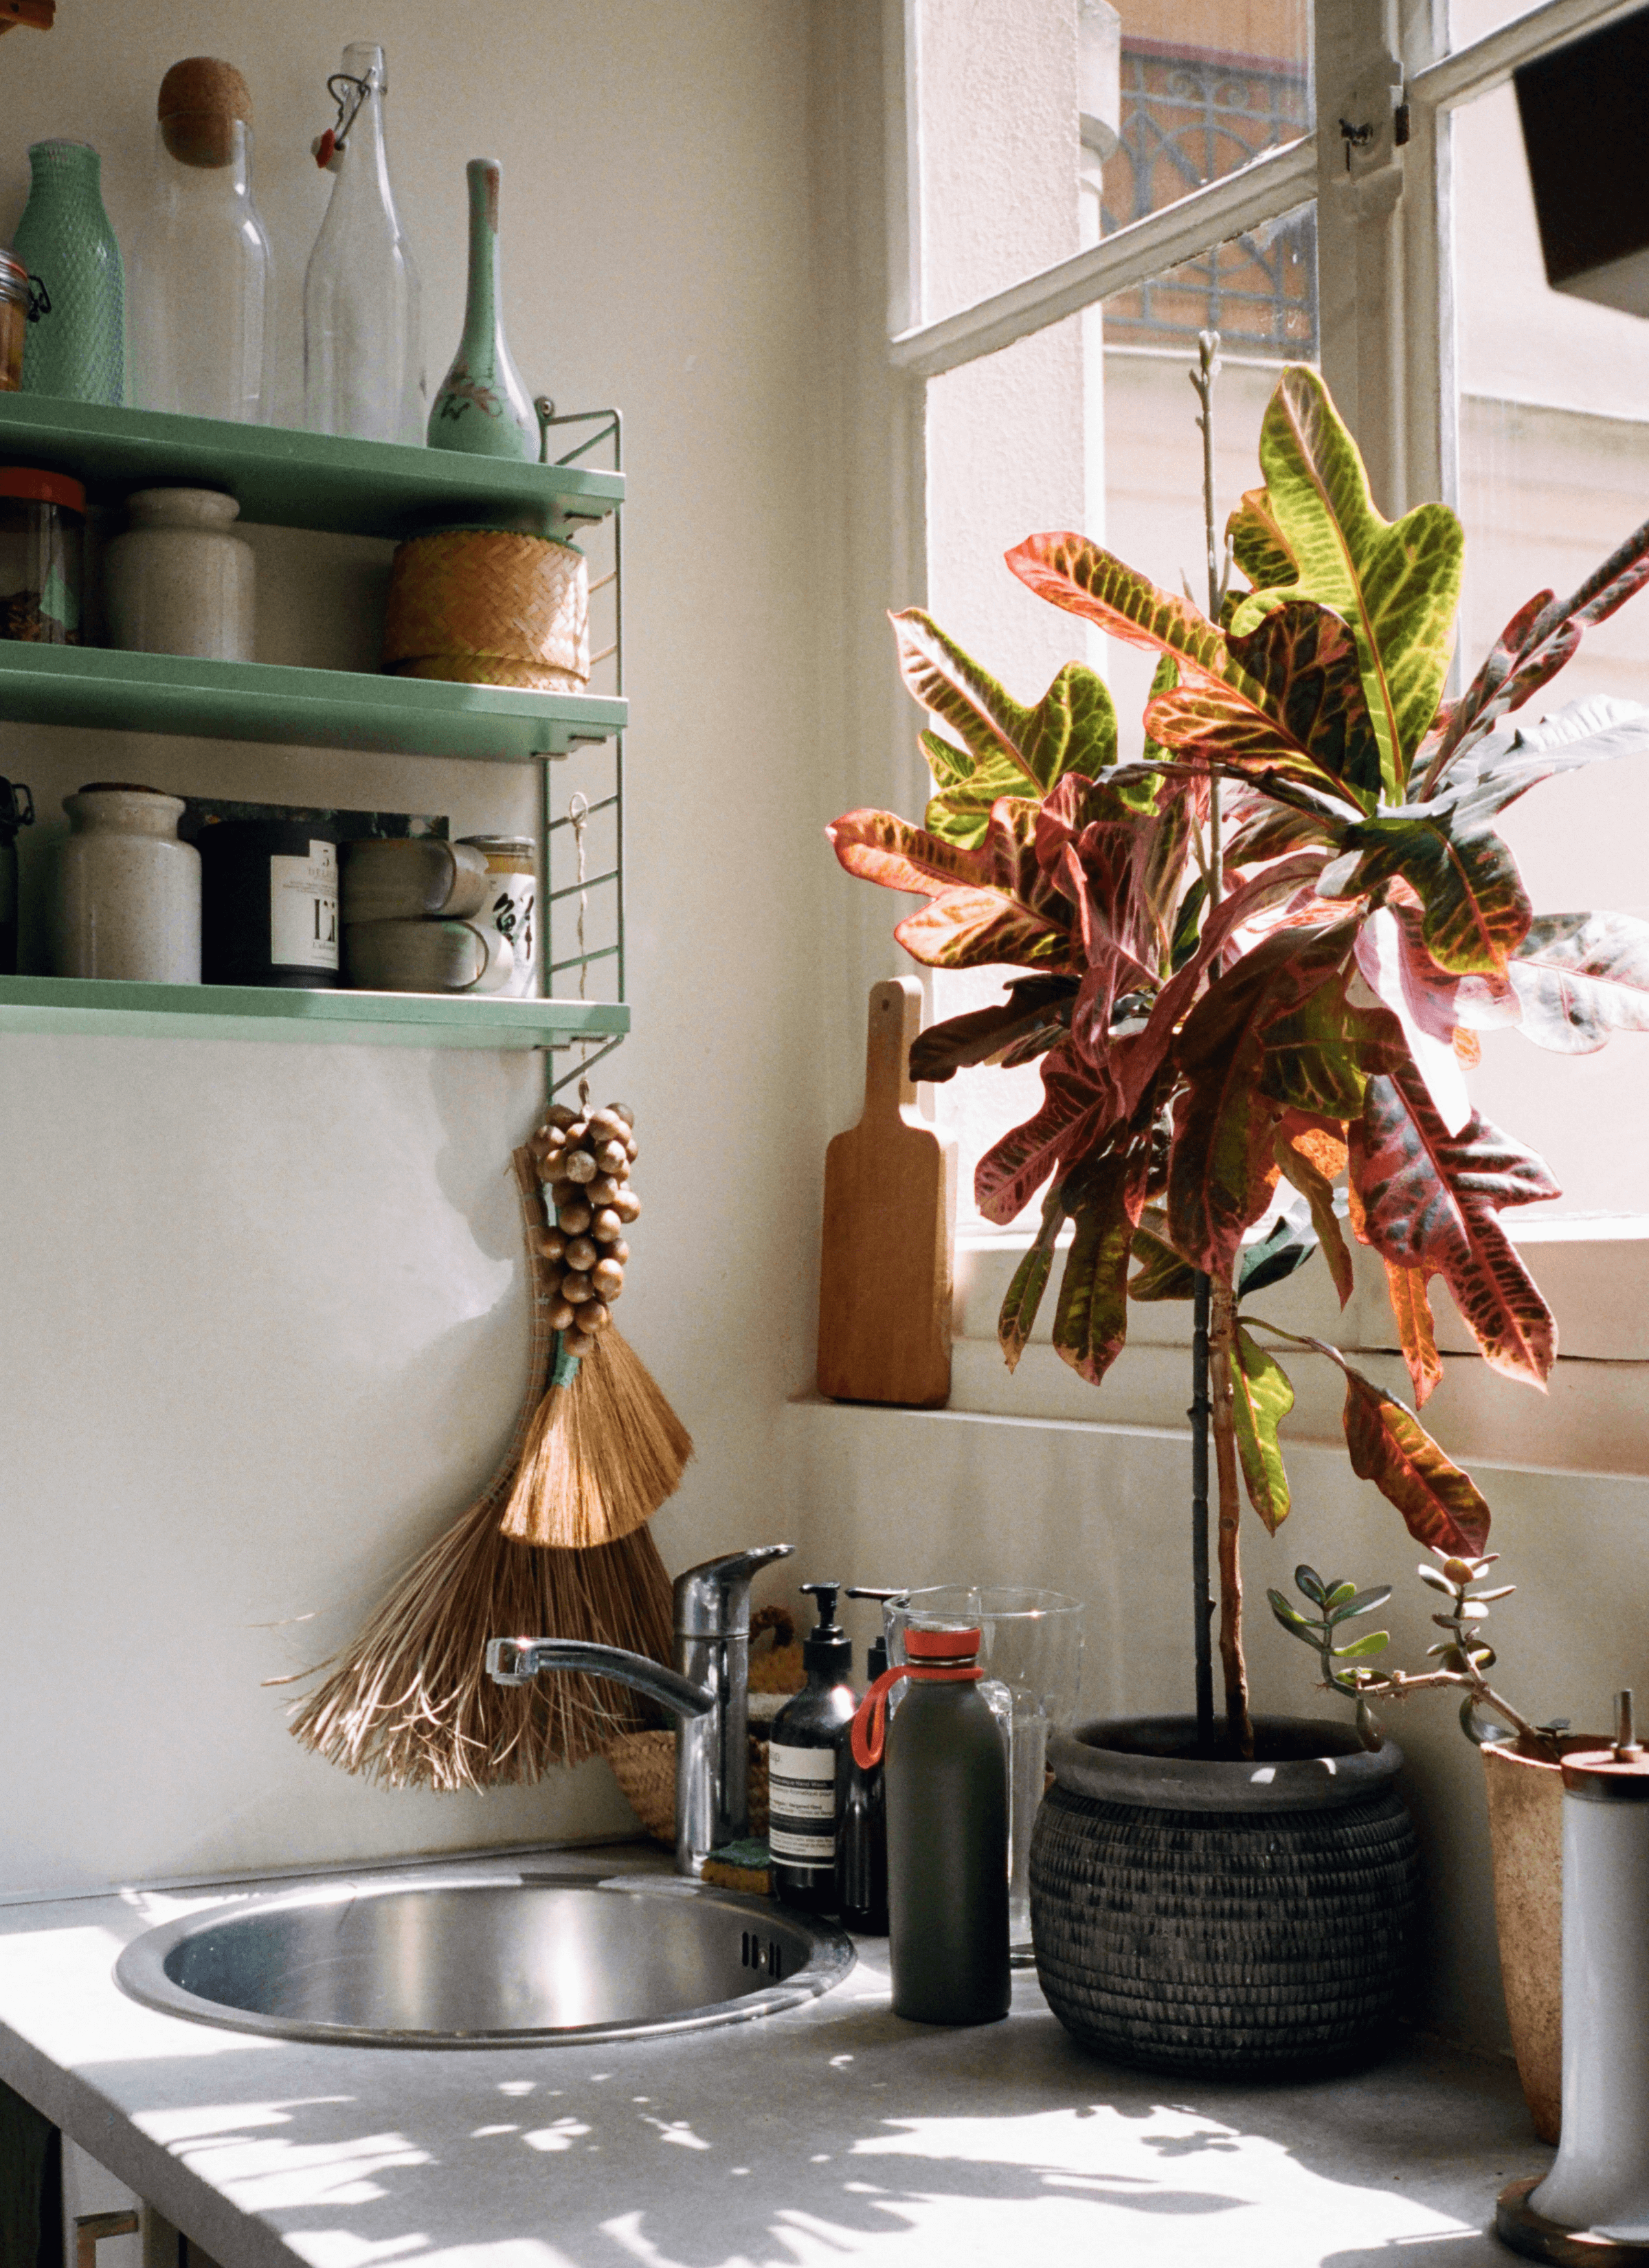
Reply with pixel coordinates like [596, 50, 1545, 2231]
[303, 43, 424, 445]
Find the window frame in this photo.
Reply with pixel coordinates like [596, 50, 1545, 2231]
[871, 0, 1649, 1388]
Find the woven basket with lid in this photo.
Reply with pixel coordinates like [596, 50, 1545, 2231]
[381, 527, 589, 691]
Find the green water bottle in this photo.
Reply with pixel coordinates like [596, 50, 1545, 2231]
[855, 1622, 1010, 2025]
[427, 157, 536, 457]
[12, 140, 124, 405]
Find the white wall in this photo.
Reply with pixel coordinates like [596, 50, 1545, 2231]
[0, 0, 822, 1894]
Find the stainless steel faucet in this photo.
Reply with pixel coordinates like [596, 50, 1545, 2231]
[485, 1543, 795, 1878]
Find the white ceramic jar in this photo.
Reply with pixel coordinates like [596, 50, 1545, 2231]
[54, 783, 201, 982]
[103, 487, 255, 660]
[458, 834, 538, 997]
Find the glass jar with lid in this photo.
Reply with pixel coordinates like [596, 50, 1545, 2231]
[0, 467, 84, 644]
[0, 249, 29, 392]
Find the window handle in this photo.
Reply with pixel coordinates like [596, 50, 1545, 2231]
[75, 2211, 139, 2268]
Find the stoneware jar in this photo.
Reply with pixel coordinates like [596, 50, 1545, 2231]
[54, 783, 201, 983]
[103, 487, 255, 661]
[458, 834, 537, 996]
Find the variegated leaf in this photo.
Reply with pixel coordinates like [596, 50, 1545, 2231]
[1273, 1122, 1354, 1307]
[1382, 1258, 1443, 1407]
[894, 886, 1076, 972]
[1129, 1220, 1198, 1302]
[909, 975, 1077, 1085]
[1509, 911, 1649, 1054]
[1231, 366, 1463, 799]
[1341, 1366, 1490, 1556]
[1227, 484, 1297, 593]
[1349, 1071, 1560, 1387]
[893, 610, 1036, 778]
[1232, 1326, 1294, 1532]
[827, 808, 990, 898]
[919, 729, 1036, 851]
[974, 1043, 1121, 1226]
[998, 1183, 1066, 1372]
[1325, 808, 1532, 976]
[1052, 1148, 1143, 1386]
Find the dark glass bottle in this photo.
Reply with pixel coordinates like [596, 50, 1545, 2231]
[837, 1630, 890, 1933]
[884, 1625, 1010, 2025]
[768, 1582, 857, 1915]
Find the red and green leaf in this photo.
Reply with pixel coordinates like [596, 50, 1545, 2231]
[1382, 1259, 1443, 1408]
[1227, 484, 1297, 594]
[827, 808, 990, 898]
[1129, 1218, 1198, 1302]
[1509, 910, 1649, 1054]
[1273, 1122, 1354, 1307]
[1052, 1146, 1147, 1386]
[998, 1182, 1066, 1372]
[1231, 366, 1463, 799]
[1349, 1070, 1560, 1387]
[909, 975, 1077, 1085]
[1323, 809, 1532, 976]
[1341, 1366, 1490, 1557]
[894, 886, 1075, 972]
[1232, 1326, 1294, 1532]
[895, 612, 1120, 847]
[974, 1043, 1121, 1226]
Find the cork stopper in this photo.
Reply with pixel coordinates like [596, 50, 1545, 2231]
[157, 57, 252, 168]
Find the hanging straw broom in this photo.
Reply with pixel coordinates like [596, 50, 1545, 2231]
[283, 1142, 688, 1788]
[499, 1100, 691, 1547]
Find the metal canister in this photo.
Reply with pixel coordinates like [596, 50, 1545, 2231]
[458, 834, 537, 997]
[0, 777, 34, 973]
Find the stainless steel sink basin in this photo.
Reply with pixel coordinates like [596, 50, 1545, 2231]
[114, 1869, 855, 2047]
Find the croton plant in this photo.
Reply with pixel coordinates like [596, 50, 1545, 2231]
[828, 364, 1649, 1754]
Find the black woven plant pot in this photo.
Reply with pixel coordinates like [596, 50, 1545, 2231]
[1031, 1715, 1421, 2079]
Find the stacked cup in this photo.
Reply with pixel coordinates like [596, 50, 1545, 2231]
[340, 837, 515, 994]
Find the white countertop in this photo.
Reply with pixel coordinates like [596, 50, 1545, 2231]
[0, 1842, 1551, 2268]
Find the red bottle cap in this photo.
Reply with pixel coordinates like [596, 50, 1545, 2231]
[0, 465, 85, 513]
[904, 1625, 981, 1660]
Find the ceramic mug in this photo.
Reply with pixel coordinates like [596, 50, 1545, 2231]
[339, 838, 490, 924]
[343, 917, 514, 995]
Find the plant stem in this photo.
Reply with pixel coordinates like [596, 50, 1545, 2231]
[1356, 1667, 1560, 1758]
[1190, 1274, 1215, 1753]
[1209, 1269, 1253, 1756]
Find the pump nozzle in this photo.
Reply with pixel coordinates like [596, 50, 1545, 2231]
[799, 1580, 844, 1633]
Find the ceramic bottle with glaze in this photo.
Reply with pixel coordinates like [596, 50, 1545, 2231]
[427, 159, 536, 458]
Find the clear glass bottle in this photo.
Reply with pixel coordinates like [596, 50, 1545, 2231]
[128, 58, 273, 423]
[303, 45, 424, 445]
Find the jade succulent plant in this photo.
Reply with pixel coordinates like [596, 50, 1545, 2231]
[828, 360, 1649, 1757]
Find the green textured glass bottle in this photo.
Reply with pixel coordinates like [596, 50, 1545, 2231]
[427, 158, 536, 458]
[12, 140, 124, 405]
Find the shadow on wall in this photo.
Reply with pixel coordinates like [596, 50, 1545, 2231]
[96, 2008, 1546, 2268]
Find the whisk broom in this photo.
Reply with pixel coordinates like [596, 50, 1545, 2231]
[283, 1144, 682, 1787]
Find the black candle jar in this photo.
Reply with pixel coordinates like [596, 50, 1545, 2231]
[199, 818, 339, 988]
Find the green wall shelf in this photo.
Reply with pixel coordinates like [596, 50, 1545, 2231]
[0, 642, 625, 759]
[0, 976, 630, 1049]
[0, 395, 623, 540]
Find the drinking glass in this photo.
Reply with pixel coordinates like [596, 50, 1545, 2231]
[885, 1586, 1084, 1965]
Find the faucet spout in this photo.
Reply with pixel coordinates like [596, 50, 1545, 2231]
[486, 1543, 794, 1880]
[484, 1638, 713, 1721]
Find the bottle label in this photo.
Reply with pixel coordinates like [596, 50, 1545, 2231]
[270, 842, 339, 970]
[767, 1742, 838, 1865]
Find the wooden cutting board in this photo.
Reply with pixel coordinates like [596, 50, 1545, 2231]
[817, 978, 956, 1407]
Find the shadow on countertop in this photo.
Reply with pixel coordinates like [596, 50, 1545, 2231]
[78, 1976, 1552, 2268]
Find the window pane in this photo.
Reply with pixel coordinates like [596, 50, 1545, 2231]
[921, 222, 1316, 1223]
[1455, 78, 1649, 1211]
[912, 0, 1312, 328]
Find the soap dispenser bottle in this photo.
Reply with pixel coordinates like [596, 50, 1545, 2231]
[768, 1581, 857, 1914]
[837, 1627, 890, 1933]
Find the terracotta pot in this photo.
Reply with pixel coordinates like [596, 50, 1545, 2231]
[1481, 1732, 1606, 2144]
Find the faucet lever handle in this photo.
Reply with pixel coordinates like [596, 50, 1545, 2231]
[673, 1544, 796, 1638]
